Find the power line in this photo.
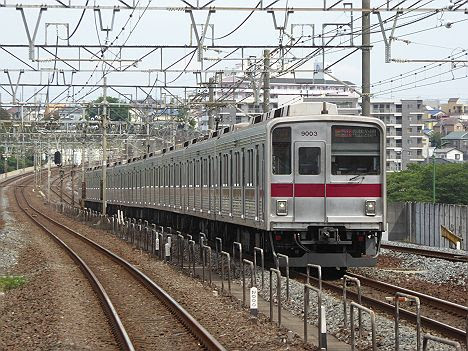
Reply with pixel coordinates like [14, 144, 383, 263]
[66, 0, 89, 40]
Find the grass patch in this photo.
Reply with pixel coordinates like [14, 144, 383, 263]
[0, 276, 26, 292]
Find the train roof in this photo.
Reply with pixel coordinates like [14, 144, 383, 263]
[87, 102, 381, 171]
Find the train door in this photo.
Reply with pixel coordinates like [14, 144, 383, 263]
[293, 141, 326, 223]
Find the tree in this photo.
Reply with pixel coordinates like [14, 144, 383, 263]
[387, 163, 468, 205]
[0, 107, 11, 120]
[86, 96, 130, 121]
[175, 107, 196, 129]
[0, 146, 34, 174]
[429, 131, 442, 147]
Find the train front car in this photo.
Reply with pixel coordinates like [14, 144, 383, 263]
[267, 103, 386, 273]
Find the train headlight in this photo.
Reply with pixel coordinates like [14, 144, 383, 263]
[365, 200, 376, 216]
[276, 200, 288, 216]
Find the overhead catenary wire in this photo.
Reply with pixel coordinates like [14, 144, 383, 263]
[9, 0, 468, 111]
[371, 50, 468, 87]
[66, 0, 90, 40]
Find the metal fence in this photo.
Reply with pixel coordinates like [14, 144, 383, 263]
[387, 202, 468, 251]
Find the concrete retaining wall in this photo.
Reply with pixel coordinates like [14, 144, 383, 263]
[387, 202, 468, 251]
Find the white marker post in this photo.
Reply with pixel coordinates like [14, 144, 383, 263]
[319, 306, 327, 349]
[250, 287, 258, 316]
[165, 242, 171, 262]
[155, 235, 160, 252]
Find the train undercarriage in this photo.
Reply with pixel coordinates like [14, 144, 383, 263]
[86, 200, 381, 277]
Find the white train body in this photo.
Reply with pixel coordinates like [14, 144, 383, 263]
[85, 103, 386, 268]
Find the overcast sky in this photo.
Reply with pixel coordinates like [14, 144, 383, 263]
[0, 0, 467, 106]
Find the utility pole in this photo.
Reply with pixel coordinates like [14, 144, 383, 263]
[81, 140, 85, 209]
[47, 144, 51, 203]
[71, 148, 75, 206]
[208, 77, 215, 130]
[2, 145, 7, 180]
[362, 0, 371, 116]
[71, 166, 75, 207]
[263, 49, 271, 113]
[33, 149, 37, 187]
[38, 139, 42, 189]
[60, 165, 64, 212]
[101, 76, 108, 215]
[21, 104, 25, 173]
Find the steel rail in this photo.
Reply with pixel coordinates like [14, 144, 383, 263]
[13, 180, 135, 351]
[50, 173, 73, 204]
[19, 178, 226, 351]
[346, 272, 468, 317]
[0, 172, 27, 187]
[296, 272, 467, 342]
[381, 243, 468, 263]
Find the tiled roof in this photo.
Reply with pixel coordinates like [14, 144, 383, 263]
[442, 131, 468, 140]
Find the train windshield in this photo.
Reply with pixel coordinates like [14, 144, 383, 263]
[272, 127, 292, 175]
[331, 126, 380, 175]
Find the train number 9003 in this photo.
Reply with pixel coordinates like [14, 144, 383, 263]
[300, 130, 318, 137]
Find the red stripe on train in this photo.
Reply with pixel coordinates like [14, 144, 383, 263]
[270, 183, 293, 197]
[270, 183, 382, 198]
[294, 184, 325, 197]
[326, 183, 382, 197]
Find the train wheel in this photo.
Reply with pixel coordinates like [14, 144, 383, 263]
[322, 267, 347, 280]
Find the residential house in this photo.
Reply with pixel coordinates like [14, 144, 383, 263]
[442, 131, 468, 159]
[433, 147, 464, 162]
[440, 97, 468, 116]
[433, 117, 465, 136]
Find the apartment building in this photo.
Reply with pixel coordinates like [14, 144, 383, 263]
[370, 99, 428, 171]
[198, 75, 360, 131]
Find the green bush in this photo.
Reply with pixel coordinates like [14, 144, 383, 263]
[387, 163, 468, 205]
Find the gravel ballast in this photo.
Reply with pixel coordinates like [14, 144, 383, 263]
[0, 183, 118, 350]
[30, 187, 316, 351]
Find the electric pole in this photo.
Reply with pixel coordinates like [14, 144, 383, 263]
[2, 145, 7, 180]
[47, 143, 51, 203]
[362, 0, 371, 116]
[101, 76, 108, 215]
[263, 49, 271, 113]
[33, 148, 37, 187]
[60, 165, 64, 212]
[81, 139, 85, 209]
[208, 77, 215, 130]
[71, 166, 75, 207]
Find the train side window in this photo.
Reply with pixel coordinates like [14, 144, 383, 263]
[249, 149, 254, 186]
[204, 158, 208, 187]
[298, 147, 321, 175]
[154, 167, 158, 188]
[229, 151, 233, 187]
[208, 157, 212, 187]
[238, 149, 243, 187]
[272, 127, 291, 175]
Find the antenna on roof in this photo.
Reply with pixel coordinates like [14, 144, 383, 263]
[321, 102, 328, 114]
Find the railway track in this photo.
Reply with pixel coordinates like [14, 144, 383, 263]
[295, 271, 467, 343]
[14, 176, 225, 351]
[49, 171, 75, 205]
[50, 176, 73, 205]
[0, 171, 30, 187]
[381, 243, 468, 263]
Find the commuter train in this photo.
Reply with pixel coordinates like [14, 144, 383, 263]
[84, 102, 386, 272]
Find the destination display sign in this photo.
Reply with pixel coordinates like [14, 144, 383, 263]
[332, 126, 380, 143]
